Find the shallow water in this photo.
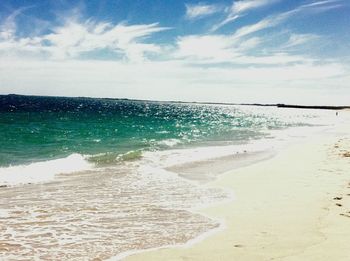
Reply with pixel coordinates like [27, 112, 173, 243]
[0, 94, 310, 169]
[0, 162, 227, 260]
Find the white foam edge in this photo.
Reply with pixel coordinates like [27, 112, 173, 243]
[106, 209, 228, 261]
[0, 153, 92, 186]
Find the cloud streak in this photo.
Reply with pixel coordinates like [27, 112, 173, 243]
[210, 0, 344, 32]
[283, 33, 320, 48]
[211, 0, 279, 31]
[185, 3, 221, 20]
[42, 20, 169, 61]
[0, 12, 169, 62]
[173, 0, 345, 67]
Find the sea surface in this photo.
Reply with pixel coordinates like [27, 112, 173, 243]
[0, 95, 337, 260]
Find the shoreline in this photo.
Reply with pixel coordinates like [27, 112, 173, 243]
[123, 115, 350, 260]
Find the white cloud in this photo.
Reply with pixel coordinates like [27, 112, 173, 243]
[0, 8, 26, 40]
[174, 26, 313, 65]
[231, 15, 283, 40]
[175, 35, 236, 61]
[223, 0, 341, 41]
[232, 53, 312, 65]
[43, 21, 168, 61]
[0, 14, 169, 62]
[230, 0, 275, 14]
[280, 0, 344, 18]
[211, 0, 344, 32]
[211, 0, 279, 31]
[300, 0, 342, 9]
[174, 34, 282, 65]
[185, 3, 221, 20]
[175, 13, 285, 63]
[0, 58, 347, 105]
[175, 36, 312, 65]
[283, 33, 320, 48]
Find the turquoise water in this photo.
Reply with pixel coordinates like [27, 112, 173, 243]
[0, 95, 303, 168]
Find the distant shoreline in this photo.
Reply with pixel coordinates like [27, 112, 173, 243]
[1, 93, 350, 111]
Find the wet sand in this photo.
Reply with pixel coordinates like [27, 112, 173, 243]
[0, 164, 225, 260]
[167, 150, 275, 183]
[124, 116, 350, 260]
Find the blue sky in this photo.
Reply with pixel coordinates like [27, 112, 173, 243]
[0, 0, 349, 105]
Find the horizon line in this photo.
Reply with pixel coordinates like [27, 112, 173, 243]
[1, 93, 350, 110]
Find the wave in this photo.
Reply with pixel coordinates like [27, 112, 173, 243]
[87, 150, 143, 166]
[0, 123, 326, 187]
[156, 138, 182, 147]
[0, 153, 92, 186]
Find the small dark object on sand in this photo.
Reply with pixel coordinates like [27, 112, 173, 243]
[0, 185, 7, 188]
[336, 203, 342, 207]
[343, 152, 350, 157]
[333, 197, 342, 200]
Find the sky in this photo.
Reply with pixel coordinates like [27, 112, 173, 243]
[0, 0, 349, 105]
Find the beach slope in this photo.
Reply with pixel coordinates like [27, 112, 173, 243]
[125, 121, 350, 261]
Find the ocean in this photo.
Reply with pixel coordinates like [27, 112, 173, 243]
[0, 95, 316, 170]
[0, 94, 336, 260]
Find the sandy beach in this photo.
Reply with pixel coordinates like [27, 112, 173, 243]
[124, 114, 350, 261]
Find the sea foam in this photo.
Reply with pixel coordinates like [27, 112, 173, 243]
[0, 153, 92, 186]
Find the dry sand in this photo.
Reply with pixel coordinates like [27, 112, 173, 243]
[125, 115, 350, 261]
